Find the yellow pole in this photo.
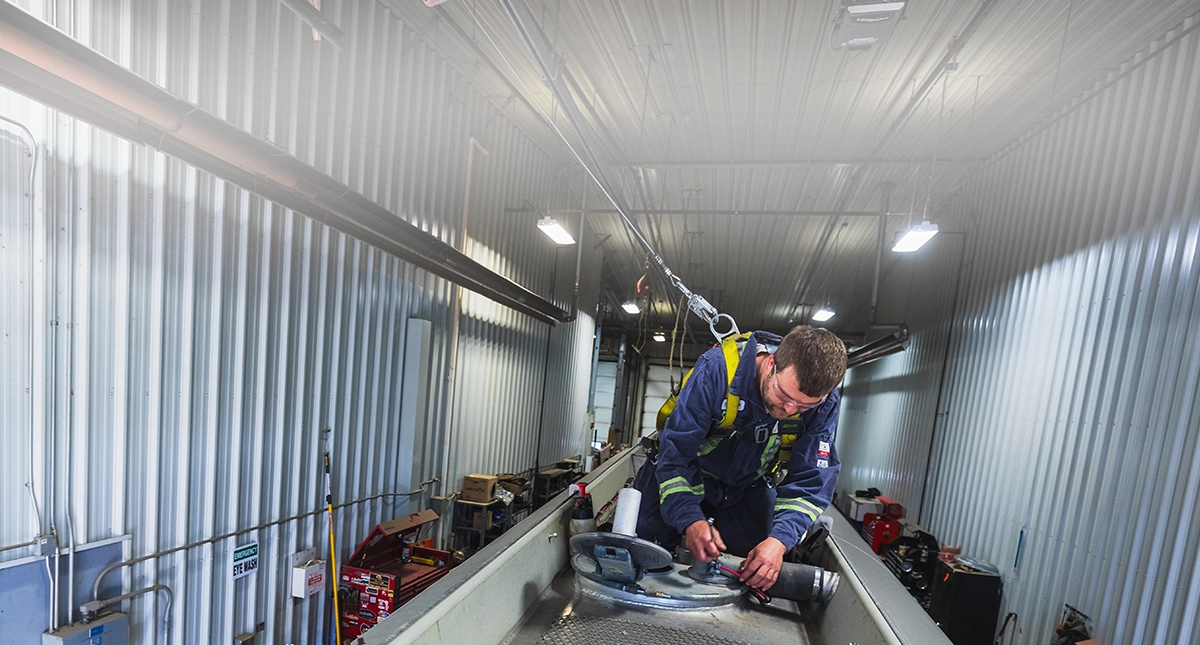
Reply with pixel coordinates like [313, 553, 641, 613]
[325, 451, 342, 644]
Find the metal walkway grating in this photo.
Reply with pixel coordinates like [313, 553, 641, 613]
[538, 614, 757, 645]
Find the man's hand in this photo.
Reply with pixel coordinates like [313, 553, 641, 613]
[684, 520, 726, 562]
[739, 537, 786, 591]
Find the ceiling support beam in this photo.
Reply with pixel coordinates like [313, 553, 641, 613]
[618, 159, 976, 169]
[0, 3, 567, 324]
[507, 208, 886, 218]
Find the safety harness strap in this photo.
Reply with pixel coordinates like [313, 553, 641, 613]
[656, 331, 752, 431]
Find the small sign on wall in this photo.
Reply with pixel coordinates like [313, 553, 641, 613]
[232, 542, 259, 580]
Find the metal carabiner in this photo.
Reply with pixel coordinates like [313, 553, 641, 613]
[708, 313, 740, 341]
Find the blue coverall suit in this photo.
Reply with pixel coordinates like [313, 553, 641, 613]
[633, 331, 842, 556]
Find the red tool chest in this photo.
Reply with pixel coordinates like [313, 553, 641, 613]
[860, 496, 905, 554]
[338, 509, 450, 641]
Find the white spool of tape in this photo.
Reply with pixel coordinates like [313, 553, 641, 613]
[612, 487, 642, 536]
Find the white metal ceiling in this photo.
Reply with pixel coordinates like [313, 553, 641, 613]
[381, 0, 1198, 336]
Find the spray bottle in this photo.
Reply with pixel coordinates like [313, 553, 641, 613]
[569, 482, 598, 537]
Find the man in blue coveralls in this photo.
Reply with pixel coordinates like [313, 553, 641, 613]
[634, 325, 846, 592]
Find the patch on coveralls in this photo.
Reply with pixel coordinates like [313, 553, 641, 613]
[816, 458, 829, 469]
[817, 441, 830, 457]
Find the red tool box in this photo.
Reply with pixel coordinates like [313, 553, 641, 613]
[339, 510, 450, 641]
[860, 496, 905, 554]
[861, 513, 902, 553]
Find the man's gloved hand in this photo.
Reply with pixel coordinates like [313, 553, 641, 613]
[739, 537, 786, 591]
[684, 520, 726, 562]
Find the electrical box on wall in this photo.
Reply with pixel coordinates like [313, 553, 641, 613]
[42, 612, 129, 645]
[292, 559, 326, 599]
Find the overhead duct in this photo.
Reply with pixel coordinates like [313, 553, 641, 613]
[0, 4, 568, 325]
[846, 327, 910, 369]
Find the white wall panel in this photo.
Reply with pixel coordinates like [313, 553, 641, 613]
[641, 363, 684, 439]
[0, 1, 598, 644]
[592, 361, 617, 445]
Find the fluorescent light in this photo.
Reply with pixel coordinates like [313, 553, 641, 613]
[812, 307, 835, 322]
[892, 220, 939, 252]
[537, 216, 575, 245]
[622, 301, 640, 315]
[652, 333, 666, 342]
[846, 2, 905, 14]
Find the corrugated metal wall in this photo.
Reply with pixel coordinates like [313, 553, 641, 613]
[0, 1, 599, 644]
[839, 15, 1200, 645]
[835, 232, 963, 513]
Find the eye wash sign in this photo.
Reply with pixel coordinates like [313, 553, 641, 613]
[232, 542, 260, 580]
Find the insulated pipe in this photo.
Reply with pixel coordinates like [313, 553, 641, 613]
[718, 555, 840, 604]
[0, 4, 567, 325]
[0, 18, 299, 187]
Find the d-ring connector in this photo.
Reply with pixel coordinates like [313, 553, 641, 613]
[709, 313, 739, 341]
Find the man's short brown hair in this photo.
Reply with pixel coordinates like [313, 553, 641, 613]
[774, 325, 847, 397]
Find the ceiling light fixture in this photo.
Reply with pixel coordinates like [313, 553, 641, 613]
[892, 220, 939, 252]
[831, 1, 906, 51]
[812, 307, 835, 323]
[622, 301, 640, 315]
[537, 216, 576, 245]
[652, 332, 666, 342]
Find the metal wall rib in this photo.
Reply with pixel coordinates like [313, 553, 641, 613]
[0, 1, 599, 644]
[841, 15, 1200, 645]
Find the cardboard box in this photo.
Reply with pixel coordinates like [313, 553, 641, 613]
[472, 510, 493, 530]
[462, 474, 499, 502]
[378, 508, 440, 535]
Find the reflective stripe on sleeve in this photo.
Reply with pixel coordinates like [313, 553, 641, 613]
[660, 476, 705, 504]
[774, 496, 824, 522]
